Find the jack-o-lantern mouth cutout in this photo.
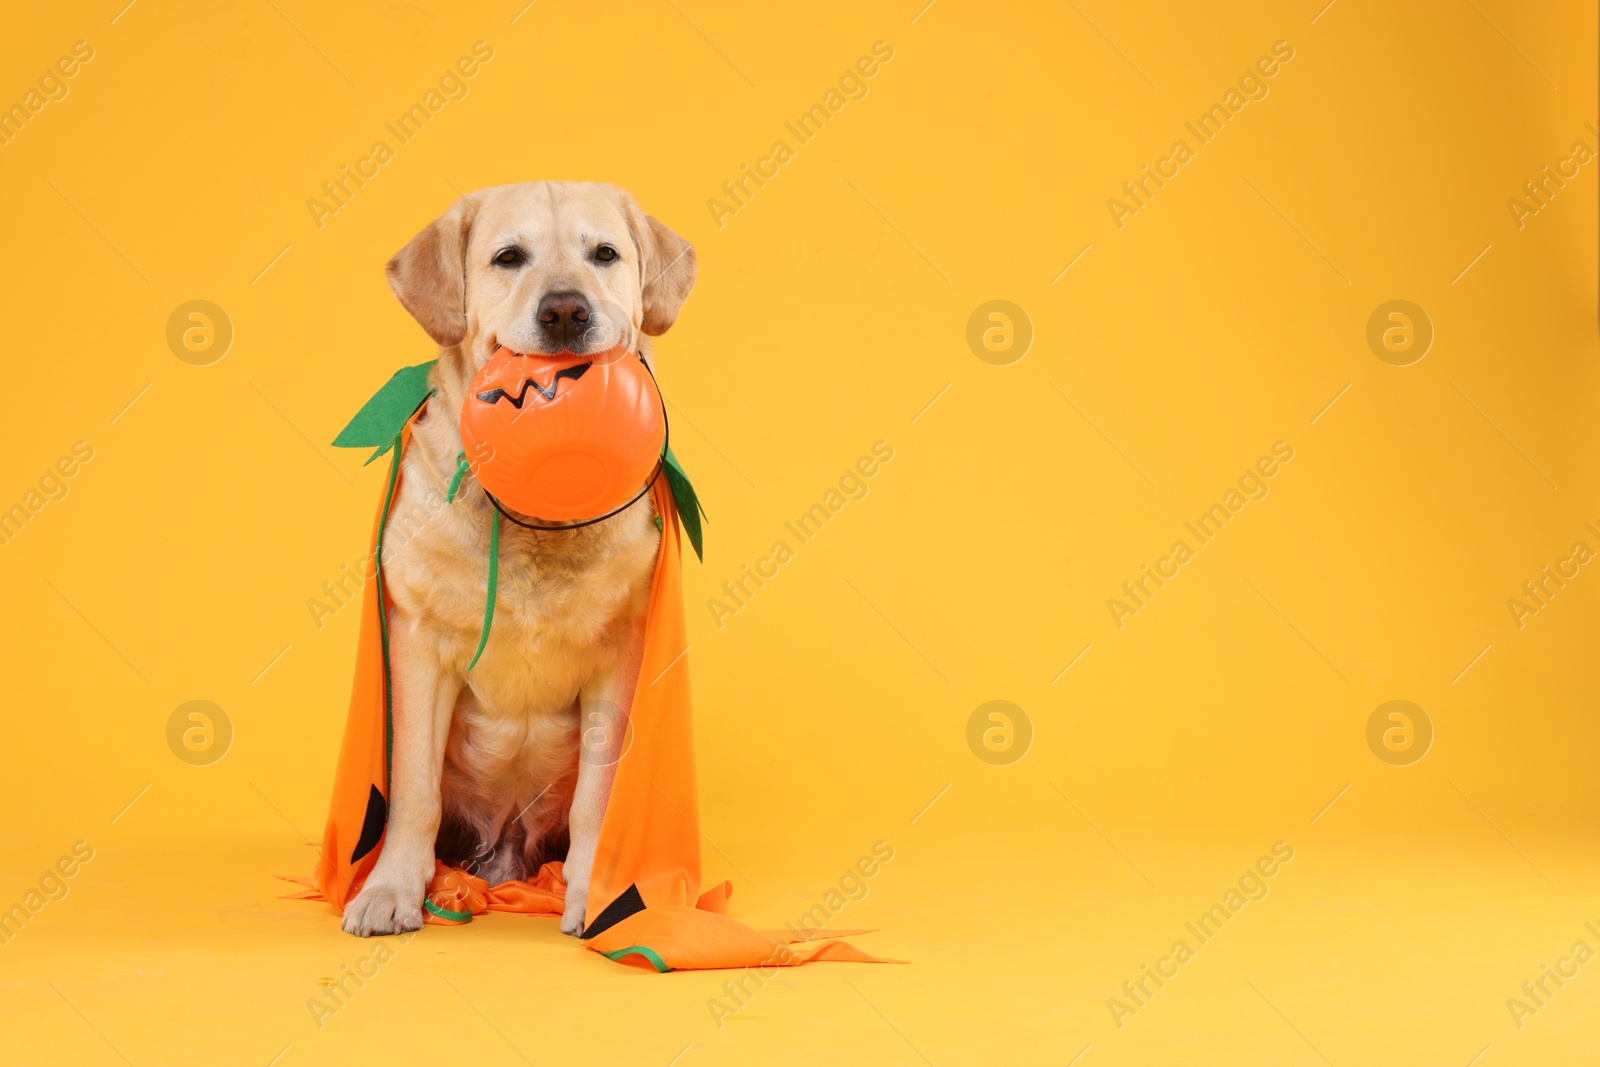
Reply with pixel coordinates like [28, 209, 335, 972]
[458, 345, 667, 526]
[475, 362, 591, 408]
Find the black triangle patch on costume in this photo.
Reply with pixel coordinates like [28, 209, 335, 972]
[581, 883, 646, 939]
[351, 784, 387, 863]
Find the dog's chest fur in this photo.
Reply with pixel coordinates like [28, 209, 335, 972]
[379, 400, 659, 872]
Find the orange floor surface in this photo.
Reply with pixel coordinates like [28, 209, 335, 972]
[2, 1, 1597, 1064]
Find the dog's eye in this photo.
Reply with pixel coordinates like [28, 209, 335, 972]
[493, 247, 524, 267]
[594, 244, 618, 264]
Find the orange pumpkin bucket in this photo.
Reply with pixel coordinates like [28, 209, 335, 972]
[459, 345, 667, 524]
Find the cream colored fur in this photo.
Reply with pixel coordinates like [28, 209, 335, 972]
[341, 182, 695, 938]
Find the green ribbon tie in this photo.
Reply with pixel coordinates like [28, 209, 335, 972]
[468, 510, 498, 671]
[446, 451, 470, 503]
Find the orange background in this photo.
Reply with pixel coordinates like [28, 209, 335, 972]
[0, 1, 1596, 1064]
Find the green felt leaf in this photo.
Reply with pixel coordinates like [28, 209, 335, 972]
[663, 447, 706, 562]
[332, 360, 437, 465]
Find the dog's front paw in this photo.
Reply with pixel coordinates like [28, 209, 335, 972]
[560, 883, 587, 937]
[342, 881, 424, 937]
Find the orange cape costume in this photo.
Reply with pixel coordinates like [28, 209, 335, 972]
[287, 362, 896, 972]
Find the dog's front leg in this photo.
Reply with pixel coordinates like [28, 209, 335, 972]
[560, 655, 640, 936]
[342, 612, 461, 936]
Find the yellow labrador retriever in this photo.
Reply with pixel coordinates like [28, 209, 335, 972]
[341, 182, 695, 938]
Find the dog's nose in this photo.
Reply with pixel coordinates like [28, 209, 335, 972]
[536, 291, 591, 348]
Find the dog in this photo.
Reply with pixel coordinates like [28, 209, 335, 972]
[340, 181, 696, 938]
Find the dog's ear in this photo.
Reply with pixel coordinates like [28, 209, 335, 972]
[386, 197, 477, 346]
[621, 194, 696, 336]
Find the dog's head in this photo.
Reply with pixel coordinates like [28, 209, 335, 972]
[386, 181, 696, 366]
